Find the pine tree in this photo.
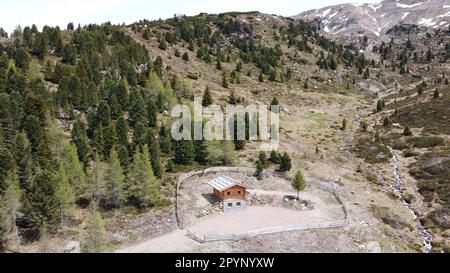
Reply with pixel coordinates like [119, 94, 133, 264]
[258, 152, 267, 168]
[116, 80, 129, 111]
[82, 204, 107, 253]
[20, 170, 60, 236]
[102, 123, 117, 159]
[132, 122, 148, 151]
[255, 161, 264, 181]
[32, 34, 48, 59]
[194, 139, 209, 164]
[202, 86, 213, 107]
[269, 150, 280, 164]
[158, 37, 167, 51]
[166, 159, 175, 173]
[403, 126, 413, 136]
[173, 140, 195, 165]
[104, 149, 125, 208]
[228, 90, 237, 105]
[0, 143, 16, 193]
[55, 166, 75, 230]
[147, 101, 158, 128]
[142, 28, 150, 40]
[292, 170, 306, 199]
[303, 80, 309, 90]
[127, 146, 160, 208]
[159, 125, 172, 154]
[15, 47, 30, 70]
[182, 52, 189, 62]
[2, 170, 21, 252]
[279, 153, 292, 172]
[71, 119, 90, 166]
[434, 88, 440, 98]
[383, 117, 391, 127]
[117, 145, 130, 172]
[372, 129, 381, 143]
[62, 44, 77, 65]
[147, 130, 162, 179]
[216, 58, 222, 70]
[270, 97, 279, 108]
[88, 154, 104, 204]
[116, 116, 129, 148]
[222, 73, 229, 88]
[128, 90, 147, 127]
[59, 142, 87, 198]
[341, 118, 347, 130]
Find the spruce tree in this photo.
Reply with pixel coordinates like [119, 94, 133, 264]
[292, 170, 306, 200]
[228, 91, 237, 105]
[127, 145, 160, 208]
[202, 86, 213, 107]
[20, 170, 60, 236]
[434, 89, 440, 98]
[279, 153, 292, 172]
[117, 145, 130, 172]
[82, 204, 107, 253]
[147, 130, 162, 179]
[116, 116, 129, 148]
[159, 125, 172, 154]
[403, 126, 413, 136]
[55, 166, 75, 230]
[194, 139, 209, 165]
[258, 152, 267, 168]
[59, 142, 86, 197]
[255, 161, 264, 180]
[182, 52, 189, 62]
[104, 149, 125, 208]
[132, 122, 148, 151]
[341, 118, 347, 130]
[222, 73, 229, 88]
[2, 170, 21, 252]
[147, 101, 158, 128]
[71, 119, 90, 166]
[269, 150, 280, 164]
[173, 140, 195, 165]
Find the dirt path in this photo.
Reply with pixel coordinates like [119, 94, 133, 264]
[117, 229, 201, 253]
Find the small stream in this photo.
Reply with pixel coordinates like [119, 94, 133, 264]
[389, 148, 433, 253]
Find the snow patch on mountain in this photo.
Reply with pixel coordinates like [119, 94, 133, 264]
[294, 0, 450, 37]
[396, 2, 422, 8]
[401, 12, 409, 20]
[418, 18, 436, 27]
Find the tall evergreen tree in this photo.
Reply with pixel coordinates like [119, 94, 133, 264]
[116, 116, 129, 148]
[173, 140, 195, 165]
[55, 166, 75, 230]
[127, 145, 160, 208]
[104, 149, 125, 208]
[1, 170, 21, 252]
[20, 170, 60, 237]
[202, 86, 213, 107]
[71, 119, 90, 166]
[146, 101, 158, 128]
[146, 130, 162, 179]
[82, 204, 107, 253]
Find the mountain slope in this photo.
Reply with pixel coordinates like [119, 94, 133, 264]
[294, 0, 450, 37]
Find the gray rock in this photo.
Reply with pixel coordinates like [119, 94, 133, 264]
[366, 241, 381, 253]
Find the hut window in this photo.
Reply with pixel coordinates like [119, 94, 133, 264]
[227, 192, 231, 196]
[238, 191, 241, 195]
[227, 203, 232, 207]
[236, 202, 241, 207]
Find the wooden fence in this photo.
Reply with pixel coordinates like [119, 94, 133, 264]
[186, 219, 348, 243]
